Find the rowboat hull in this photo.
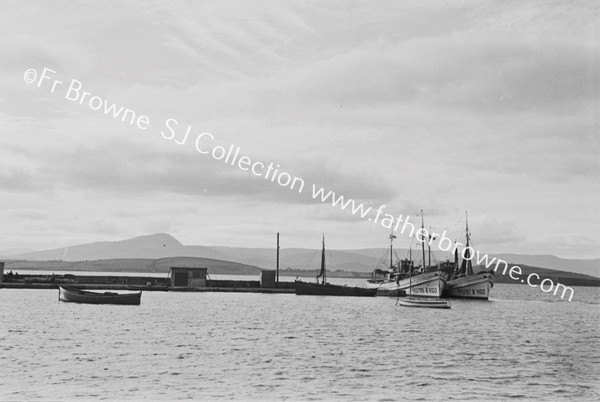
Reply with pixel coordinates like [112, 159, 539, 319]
[294, 281, 378, 297]
[58, 286, 142, 305]
[396, 298, 450, 309]
[443, 272, 494, 300]
[375, 271, 447, 297]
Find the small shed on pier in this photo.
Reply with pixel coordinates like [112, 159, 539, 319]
[260, 270, 276, 288]
[169, 267, 208, 287]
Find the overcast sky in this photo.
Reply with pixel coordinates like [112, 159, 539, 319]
[1, 1, 598, 258]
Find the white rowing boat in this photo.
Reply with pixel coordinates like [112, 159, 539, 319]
[396, 297, 450, 309]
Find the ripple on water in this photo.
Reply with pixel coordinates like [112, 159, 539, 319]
[0, 286, 599, 400]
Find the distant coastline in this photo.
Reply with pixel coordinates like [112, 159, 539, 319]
[280, 267, 600, 287]
[3, 257, 600, 287]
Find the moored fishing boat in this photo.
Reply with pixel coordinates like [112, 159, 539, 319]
[58, 286, 142, 305]
[443, 272, 494, 299]
[294, 281, 378, 297]
[369, 211, 448, 297]
[396, 234, 451, 309]
[377, 269, 447, 297]
[294, 236, 378, 297]
[443, 213, 494, 300]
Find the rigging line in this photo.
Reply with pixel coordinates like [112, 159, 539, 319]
[376, 247, 389, 269]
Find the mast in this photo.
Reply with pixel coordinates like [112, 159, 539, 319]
[465, 211, 473, 276]
[410, 234, 416, 299]
[321, 234, 326, 285]
[458, 211, 473, 277]
[465, 211, 469, 251]
[389, 232, 397, 270]
[421, 210, 426, 270]
[409, 259, 412, 299]
[276, 232, 280, 286]
[428, 226, 432, 268]
[390, 233, 393, 270]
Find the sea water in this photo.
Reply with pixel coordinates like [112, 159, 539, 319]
[0, 283, 598, 401]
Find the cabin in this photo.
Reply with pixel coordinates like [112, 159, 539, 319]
[0, 262, 4, 283]
[169, 267, 208, 287]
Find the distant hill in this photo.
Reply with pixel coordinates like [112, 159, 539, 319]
[486, 264, 600, 287]
[487, 253, 600, 279]
[3, 233, 599, 278]
[0, 248, 35, 256]
[3, 234, 228, 262]
[3, 257, 262, 276]
[210, 246, 382, 273]
[206, 246, 600, 279]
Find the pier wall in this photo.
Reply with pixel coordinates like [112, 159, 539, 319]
[0, 272, 296, 293]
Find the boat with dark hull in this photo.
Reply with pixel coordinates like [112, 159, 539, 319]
[58, 286, 142, 305]
[443, 213, 494, 300]
[294, 236, 379, 297]
[294, 281, 378, 297]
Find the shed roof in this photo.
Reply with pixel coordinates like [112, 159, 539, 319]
[169, 267, 208, 272]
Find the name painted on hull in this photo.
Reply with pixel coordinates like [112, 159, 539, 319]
[456, 288, 487, 296]
[410, 286, 440, 296]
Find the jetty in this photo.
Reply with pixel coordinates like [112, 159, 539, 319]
[0, 264, 295, 294]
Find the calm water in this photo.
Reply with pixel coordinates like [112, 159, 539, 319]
[1, 283, 598, 401]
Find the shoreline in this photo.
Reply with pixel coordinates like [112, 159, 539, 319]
[0, 282, 296, 293]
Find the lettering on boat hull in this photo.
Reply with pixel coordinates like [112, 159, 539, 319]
[443, 274, 493, 300]
[376, 272, 447, 298]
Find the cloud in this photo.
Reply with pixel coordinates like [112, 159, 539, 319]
[3, 135, 394, 208]
[5, 209, 49, 221]
[468, 215, 526, 247]
[0, 1, 597, 257]
[0, 166, 48, 192]
[214, 37, 598, 118]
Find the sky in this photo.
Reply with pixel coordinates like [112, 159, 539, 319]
[0, 0, 598, 259]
